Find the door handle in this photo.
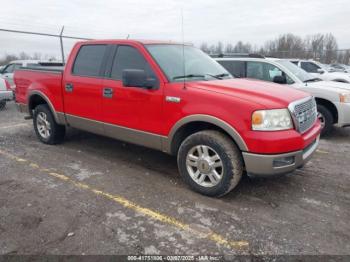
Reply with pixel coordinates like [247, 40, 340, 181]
[65, 83, 73, 92]
[103, 87, 113, 98]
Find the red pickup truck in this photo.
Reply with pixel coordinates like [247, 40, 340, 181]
[14, 40, 321, 197]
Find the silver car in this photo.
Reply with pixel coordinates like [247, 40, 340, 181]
[0, 77, 13, 110]
[0, 60, 64, 86]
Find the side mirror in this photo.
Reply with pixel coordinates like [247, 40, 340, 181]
[273, 75, 287, 84]
[317, 68, 325, 74]
[122, 69, 157, 89]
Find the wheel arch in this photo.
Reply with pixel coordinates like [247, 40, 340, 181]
[164, 115, 248, 155]
[315, 97, 338, 124]
[28, 91, 61, 124]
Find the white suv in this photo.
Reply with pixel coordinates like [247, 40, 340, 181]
[216, 57, 350, 135]
[289, 59, 350, 83]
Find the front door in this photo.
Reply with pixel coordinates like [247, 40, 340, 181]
[102, 44, 164, 148]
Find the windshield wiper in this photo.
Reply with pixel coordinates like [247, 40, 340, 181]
[172, 74, 206, 80]
[304, 78, 322, 83]
[206, 73, 230, 79]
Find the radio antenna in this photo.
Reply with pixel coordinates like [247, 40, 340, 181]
[181, 9, 186, 89]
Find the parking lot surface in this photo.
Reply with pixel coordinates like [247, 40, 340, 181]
[0, 102, 349, 256]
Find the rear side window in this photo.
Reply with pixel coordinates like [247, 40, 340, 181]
[72, 45, 107, 77]
[110, 45, 155, 80]
[218, 60, 246, 77]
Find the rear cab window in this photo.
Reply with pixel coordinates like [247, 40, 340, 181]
[72, 45, 107, 77]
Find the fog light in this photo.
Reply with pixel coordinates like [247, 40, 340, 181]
[273, 156, 295, 168]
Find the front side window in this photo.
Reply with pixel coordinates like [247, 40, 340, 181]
[300, 62, 320, 73]
[146, 44, 232, 82]
[72, 45, 107, 77]
[276, 60, 314, 82]
[110, 45, 155, 80]
[246, 61, 294, 84]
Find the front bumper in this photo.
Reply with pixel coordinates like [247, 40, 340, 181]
[243, 135, 319, 176]
[0, 90, 13, 101]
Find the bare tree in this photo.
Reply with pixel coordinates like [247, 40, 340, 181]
[225, 43, 234, 53]
[324, 33, 338, 63]
[200, 42, 210, 53]
[233, 41, 252, 53]
[215, 41, 224, 54]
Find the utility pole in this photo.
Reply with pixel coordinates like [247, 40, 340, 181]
[59, 26, 65, 64]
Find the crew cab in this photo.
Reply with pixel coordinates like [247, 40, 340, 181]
[14, 40, 321, 197]
[216, 57, 350, 135]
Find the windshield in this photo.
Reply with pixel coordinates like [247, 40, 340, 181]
[146, 44, 232, 82]
[276, 60, 316, 82]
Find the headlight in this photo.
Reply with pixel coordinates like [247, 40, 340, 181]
[339, 93, 350, 103]
[252, 109, 293, 131]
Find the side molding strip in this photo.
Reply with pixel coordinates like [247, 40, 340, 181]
[66, 114, 164, 151]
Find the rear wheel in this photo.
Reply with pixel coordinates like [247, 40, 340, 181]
[177, 130, 243, 197]
[317, 104, 333, 136]
[33, 104, 65, 144]
[0, 100, 6, 110]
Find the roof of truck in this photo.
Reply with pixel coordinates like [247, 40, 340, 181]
[76, 39, 192, 45]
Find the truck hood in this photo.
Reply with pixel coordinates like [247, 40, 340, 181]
[306, 80, 350, 93]
[327, 71, 350, 79]
[187, 78, 308, 108]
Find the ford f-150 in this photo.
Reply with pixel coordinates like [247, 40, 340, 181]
[14, 40, 321, 197]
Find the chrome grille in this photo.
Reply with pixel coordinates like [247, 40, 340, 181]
[289, 97, 317, 133]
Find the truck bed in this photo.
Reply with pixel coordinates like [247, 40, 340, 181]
[14, 67, 65, 114]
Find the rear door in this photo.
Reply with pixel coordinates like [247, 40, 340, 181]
[63, 44, 108, 134]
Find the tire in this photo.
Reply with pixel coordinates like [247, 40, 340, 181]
[0, 100, 6, 110]
[33, 104, 65, 144]
[177, 130, 243, 197]
[317, 104, 333, 136]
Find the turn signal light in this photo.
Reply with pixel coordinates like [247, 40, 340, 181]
[252, 111, 263, 125]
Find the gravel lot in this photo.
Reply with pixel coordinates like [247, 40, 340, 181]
[0, 101, 349, 256]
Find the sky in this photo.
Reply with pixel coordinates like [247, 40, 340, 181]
[0, 0, 349, 59]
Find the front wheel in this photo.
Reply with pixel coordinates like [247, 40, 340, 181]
[177, 130, 243, 197]
[33, 104, 66, 144]
[317, 104, 333, 136]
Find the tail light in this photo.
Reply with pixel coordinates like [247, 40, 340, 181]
[5, 79, 11, 91]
